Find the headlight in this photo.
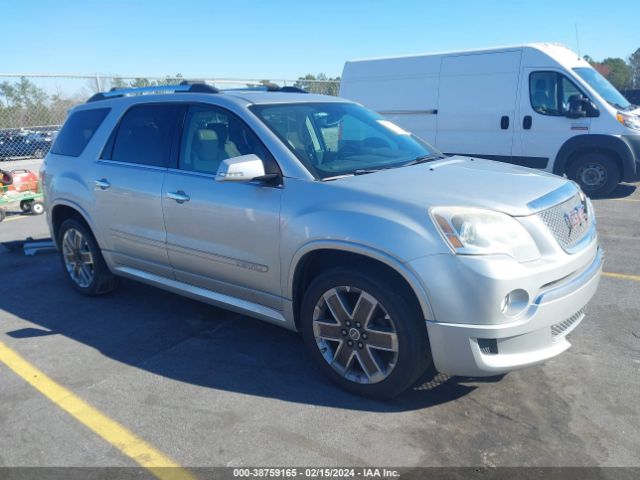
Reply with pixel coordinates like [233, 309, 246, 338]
[431, 207, 540, 262]
[617, 111, 640, 130]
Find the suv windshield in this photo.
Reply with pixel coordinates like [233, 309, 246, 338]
[573, 67, 632, 110]
[250, 102, 441, 180]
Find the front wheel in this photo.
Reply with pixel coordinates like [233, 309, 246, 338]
[20, 200, 32, 212]
[567, 153, 620, 198]
[57, 218, 119, 296]
[300, 268, 432, 398]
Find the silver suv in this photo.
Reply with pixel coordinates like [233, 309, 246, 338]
[43, 83, 602, 398]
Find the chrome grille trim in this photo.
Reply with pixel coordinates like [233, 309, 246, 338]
[527, 182, 578, 213]
[537, 193, 591, 252]
[551, 309, 584, 339]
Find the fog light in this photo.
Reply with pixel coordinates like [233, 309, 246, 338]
[501, 289, 529, 317]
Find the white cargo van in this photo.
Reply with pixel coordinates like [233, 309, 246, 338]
[340, 43, 640, 196]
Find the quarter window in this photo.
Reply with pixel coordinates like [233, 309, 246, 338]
[179, 105, 273, 175]
[110, 104, 180, 167]
[529, 72, 586, 116]
[51, 108, 110, 157]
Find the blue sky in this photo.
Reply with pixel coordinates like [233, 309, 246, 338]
[1, 0, 637, 80]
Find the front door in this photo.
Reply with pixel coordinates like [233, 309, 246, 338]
[161, 104, 282, 310]
[514, 69, 591, 172]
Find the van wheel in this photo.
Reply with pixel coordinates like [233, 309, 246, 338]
[58, 218, 119, 296]
[567, 153, 620, 198]
[300, 267, 431, 398]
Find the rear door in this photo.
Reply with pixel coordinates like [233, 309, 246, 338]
[94, 103, 182, 278]
[161, 104, 282, 309]
[436, 50, 521, 160]
[513, 69, 591, 171]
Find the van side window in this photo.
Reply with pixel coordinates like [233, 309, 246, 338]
[179, 105, 275, 175]
[530, 72, 561, 115]
[529, 72, 585, 117]
[51, 108, 110, 157]
[110, 104, 180, 167]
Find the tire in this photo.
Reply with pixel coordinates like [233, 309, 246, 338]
[0, 209, 5, 222]
[57, 217, 119, 296]
[567, 153, 620, 198]
[29, 201, 44, 215]
[20, 200, 32, 212]
[300, 267, 432, 398]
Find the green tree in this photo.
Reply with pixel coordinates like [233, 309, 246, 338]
[600, 57, 632, 90]
[294, 73, 340, 96]
[0, 77, 50, 128]
[111, 76, 128, 89]
[129, 77, 155, 88]
[629, 48, 640, 88]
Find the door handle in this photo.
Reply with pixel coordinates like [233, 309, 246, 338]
[500, 116, 510, 130]
[523, 115, 533, 130]
[95, 179, 111, 190]
[167, 190, 190, 203]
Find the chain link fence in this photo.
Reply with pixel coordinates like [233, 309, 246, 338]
[0, 74, 341, 161]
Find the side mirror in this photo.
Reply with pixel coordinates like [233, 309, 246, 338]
[565, 94, 587, 119]
[585, 99, 600, 118]
[216, 154, 266, 182]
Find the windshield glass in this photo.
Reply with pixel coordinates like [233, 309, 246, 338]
[250, 102, 441, 179]
[573, 67, 631, 110]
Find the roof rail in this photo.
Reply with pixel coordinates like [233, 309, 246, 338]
[224, 85, 308, 94]
[86, 82, 219, 103]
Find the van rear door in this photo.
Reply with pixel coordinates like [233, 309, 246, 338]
[436, 50, 521, 160]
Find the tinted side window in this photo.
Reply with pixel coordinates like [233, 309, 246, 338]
[530, 72, 586, 116]
[530, 72, 560, 115]
[111, 104, 180, 167]
[51, 108, 110, 157]
[179, 105, 275, 175]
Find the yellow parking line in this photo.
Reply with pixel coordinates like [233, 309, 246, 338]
[603, 272, 640, 282]
[0, 341, 196, 480]
[2, 215, 27, 222]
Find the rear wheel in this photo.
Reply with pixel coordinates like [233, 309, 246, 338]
[300, 267, 431, 398]
[30, 201, 44, 215]
[57, 218, 119, 296]
[567, 153, 620, 198]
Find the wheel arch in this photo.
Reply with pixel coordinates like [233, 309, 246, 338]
[553, 134, 637, 181]
[288, 241, 435, 330]
[50, 201, 99, 247]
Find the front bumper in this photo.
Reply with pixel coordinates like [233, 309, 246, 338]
[409, 243, 602, 377]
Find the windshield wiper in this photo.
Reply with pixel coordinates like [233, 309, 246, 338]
[353, 168, 384, 175]
[403, 153, 446, 166]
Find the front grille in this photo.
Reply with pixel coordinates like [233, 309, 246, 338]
[537, 193, 591, 251]
[551, 309, 584, 338]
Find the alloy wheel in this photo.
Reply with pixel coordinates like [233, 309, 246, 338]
[312, 286, 399, 384]
[61, 228, 95, 288]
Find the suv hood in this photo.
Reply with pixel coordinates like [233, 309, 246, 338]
[333, 156, 571, 216]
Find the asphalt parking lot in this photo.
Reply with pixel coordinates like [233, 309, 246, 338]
[0, 158, 639, 473]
